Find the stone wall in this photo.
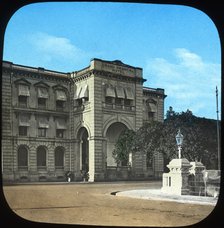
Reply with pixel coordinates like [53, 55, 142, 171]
[2, 65, 13, 180]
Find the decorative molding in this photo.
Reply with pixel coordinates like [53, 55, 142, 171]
[52, 84, 68, 91]
[102, 115, 134, 137]
[34, 81, 50, 88]
[14, 78, 31, 86]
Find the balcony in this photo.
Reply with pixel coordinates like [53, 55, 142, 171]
[103, 102, 135, 112]
[37, 166, 47, 171]
[18, 166, 28, 171]
[55, 166, 64, 171]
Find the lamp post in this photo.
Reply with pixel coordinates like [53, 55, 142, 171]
[176, 129, 184, 159]
[216, 86, 220, 170]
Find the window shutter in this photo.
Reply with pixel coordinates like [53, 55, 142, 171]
[56, 90, 67, 101]
[37, 87, 48, 98]
[79, 85, 89, 98]
[38, 116, 49, 128]
[124, 87, 134, 100]
[115, 86, 125, 98]
[56, 118, 67, 129]
[19, 115, 30, 126]
[18, 84, 30, 96]
[106, 85, 116, 97]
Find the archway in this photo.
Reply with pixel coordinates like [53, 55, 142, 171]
[105, 122, 128, 167]
[77, 127, 89, 173]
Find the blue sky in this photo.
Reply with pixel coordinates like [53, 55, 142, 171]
[3, 2, 221, 119]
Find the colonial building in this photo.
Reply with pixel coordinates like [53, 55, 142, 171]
[2, 58, 166, 182]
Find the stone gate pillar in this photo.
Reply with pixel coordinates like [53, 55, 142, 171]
[161, 158, 192, 195]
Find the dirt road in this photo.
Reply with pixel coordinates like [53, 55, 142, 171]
[3, 181, 216, 227]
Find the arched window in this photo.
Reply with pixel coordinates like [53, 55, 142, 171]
[18, 146, 28, 170]
[55, 147, 64, 170]
[37, 146, 47, 169]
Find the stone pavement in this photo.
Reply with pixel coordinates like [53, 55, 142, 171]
[116, 189, 218, 206]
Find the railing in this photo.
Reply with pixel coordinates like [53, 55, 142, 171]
[104, 103, 113, 109]
[56, 106, 64, 111]
[74, 103, 90, 112]
[55, 166, 64, 170]
[18, 103, 27, 108]
[103, 102, 135, 111]
[188, 180, 220, 197]
[38, 104, 47, 110]
[37, 166, 47, 171]
[18, 166, 28, 171]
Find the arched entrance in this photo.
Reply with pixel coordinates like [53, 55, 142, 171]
[77, 127, 89, 173]
[105, 122, 128, 167]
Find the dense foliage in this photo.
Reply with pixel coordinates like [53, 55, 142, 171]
[112, 129, 135, 166]
[113, 110, 219, 169]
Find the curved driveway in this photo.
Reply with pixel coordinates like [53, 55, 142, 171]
[3, 181, 215, 226]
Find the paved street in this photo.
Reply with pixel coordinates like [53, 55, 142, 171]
[3, 181, 216, 227]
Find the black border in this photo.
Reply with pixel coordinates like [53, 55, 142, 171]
[0, 1, 223, 228]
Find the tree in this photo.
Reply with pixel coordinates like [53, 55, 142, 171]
[132, 121, 165, 163]
[112, 110, 218, 169]
[137, 110, 219, 169]
[112, 129, 135, 166]
[164, 110, 218, 168]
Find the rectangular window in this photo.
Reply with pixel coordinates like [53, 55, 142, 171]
[77, 99, 82, 106]
[124, 99, 131, 106]
[38, 98, 47, 109]
[19, 126, 27, 136]
[56, 129, 64, 138]
[115, 98, 122, 109]
[115, 98, 122, 105]
[105, 97, 113, 104]
[38, 128, 47, 137]
[18, 96, 27, 108]
[148, 112, 154, 121]
[56, 100, 64, 110]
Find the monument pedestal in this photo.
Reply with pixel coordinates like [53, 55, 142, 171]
[161, 158, 192, 195]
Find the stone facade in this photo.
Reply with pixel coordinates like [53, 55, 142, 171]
[2, 58, 166, 182]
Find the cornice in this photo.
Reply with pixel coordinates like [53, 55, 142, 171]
[71, 71, 93, 82]
[93, 69, 146, 84]
[72, 69, 146, 84]
[13, 107, 69, 117]
[3, 65, 70, 84]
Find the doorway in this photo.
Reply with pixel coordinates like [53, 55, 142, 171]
[78, 127, 89, 173]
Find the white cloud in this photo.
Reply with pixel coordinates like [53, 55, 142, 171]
[145, 48, 221, 118]
[29, 32, 88, 63]
[174, 48, 204, 70]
